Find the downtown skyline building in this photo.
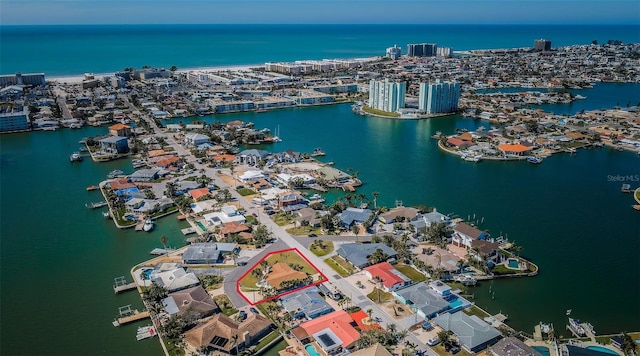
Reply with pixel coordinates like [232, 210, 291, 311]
[368, 79, 406, 113]
[407, 43, 437, 57]
[418, 79, 461, 114]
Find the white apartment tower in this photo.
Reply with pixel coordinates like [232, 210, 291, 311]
[368, 79, 406, 113]
[418, 80, 461, 114]
[386, 45, 402, 60]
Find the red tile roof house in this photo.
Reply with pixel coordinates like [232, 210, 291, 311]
[188, 187, 211, 202]
[292, 310, 360, 355]
[363, 262, 412, 292]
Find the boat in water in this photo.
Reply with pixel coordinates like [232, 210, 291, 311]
[568, 317, 586, 336]
[107, 170, 124, 179]
[143, 218, 154, 232]
[454, 274, 477, 286]
[70, 152, 83, 162]
[86, 185, 100, 191]
[136, 325, 156, 341]
[540, 322, 554, 335]
[311, 147, 326, 156]
[461, 153, 482, 162]
[527, 156, 543, 164]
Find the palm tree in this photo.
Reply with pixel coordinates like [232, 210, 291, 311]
[386, 323, 397, 335]
[397, 329, 408, 342]
[373, 276, 384, 303]
[366, 308, 374, 323]
[230, 334, 239, 355]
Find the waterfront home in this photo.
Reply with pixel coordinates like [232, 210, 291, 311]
[125, 198, 173, 216]
[182, 243, 237, 264]
[99, 136, 129, 154]
[276, 173, 316, 186]
[292, 310, 360, 355]
[378, 206, 419, 224]
[336, 243, 397, 269]
[236, 149, 269, 165]
[452, 223, 489, 248]
[184, 133, 210, 147]
[219, 222, 250, 239]
[278, 192, 308, 212]
[108, 123, 132, 137]
[497, 143, 532, 157]
[173, 180, 203, 196]
[488, 337, 542, 356]
[392, 282, 450, 320]
[184, 313, 273, 354]
[339, 207, 373, 228]
[189, 199, 218, 214]
[434, 312, 502, 353]
[446, 137, 471, 149]
[161, 285, 220, 318]
[280, 286, 334, 320]
[295, 207, 327, 228]
[363, 262, 412, 292]
[428, 280, 452, 297]
[411, 210, 452, 235]
[238, 170, 266, 183]
[469, 240, 503, 266]
[266, 262, 308, 290]
[108, 177, 136, 190]
[150, 267, 200, 293]
[203, 205, 246, 227]
[155, 155, 180, 169]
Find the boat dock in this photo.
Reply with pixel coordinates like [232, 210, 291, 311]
[150, 248, 175, 255]
[86, 201, 108, 209]
[181, 227, 196, 235]
[113, 276, 137, 294]
[112, 305, 150, 327]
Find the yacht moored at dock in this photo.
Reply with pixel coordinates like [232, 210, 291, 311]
[568, 317, 586, 337]
[70, 152, 83, 162]
[527, 156, 543, 164]
[143, 218, 154, 232]
[136, 326, 156, 341]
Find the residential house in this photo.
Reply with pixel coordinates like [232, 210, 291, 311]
[182, 243, 237, 264]
[236, 149, 269, 165]
[188, 187, 211, 202]
[128, 168, 163, 182]
[428, 280, 452, 297]
[108, 123, 132, 137]
[434, 312, 502, 353]
[238, 170, 266, 183]
[336, 243, 397, 269]
[378, 206, 419, 224]
[173, 180, 203, 196]
[411, 210, 451, 236]
[364, 262, 412, 292]
[452, 222, 489, 248]
[349, 343, 392, 356]
[279, 192, 307, 212]
[220, 222, 250, 238]
[125, 197, 173, 216]
[184, 133, 210, 147]
[470, 239, 503, 266]
[498, 144, 532, 157]
[266, 262, 308, 290]
[203, 205, 246, 226]
[150, 267, 200, 293]
[295, 207, 326, 228]
[100, 136, 129, 154]
[488, 337, 542, 356]
[339, 208, 372, 227]
[292, 310, 360, 355]
[184, 313, 273, 354]
[280, 286, 334, 320]
[393, 282, 450, 320]
[161, 285, 220, 318]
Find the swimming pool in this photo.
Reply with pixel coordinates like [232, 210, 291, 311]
[305, 344, 322, 356]
[196, 221, 207, 231]
[449, 300, 464, 309]
[586, 346, 619, 355]
[142, 268, 153, 280]
[507, 258, 519, 269]
[533, 346, 550, 356]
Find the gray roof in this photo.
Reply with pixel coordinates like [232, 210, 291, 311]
[336, 243, 397, 268]
[239, 149, 269, 158]
[175, 180, 203, 191]
[394, 283, 449, 317]
[182, 243, 237, 263]
[339, 208, 372, 226]
[280, 287, 334, 319]
[434, 312, 502, 352]
[412, 211, 450, 230]
[129, 168, 161, 179]
[488, 337, 541, 356]
[100, 136, 127, 143]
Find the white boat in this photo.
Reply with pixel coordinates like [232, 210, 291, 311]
[568, 318, 586, 336]
[454, 274, 477, 286]
[527, 156, 543, 164]
[462, 153, 482, 162]
[143, 219, 154, 232]
[107, 170, 124, 179]
[70, 152, 83, 162]
[540, 322, 553, 334]
[136, 325, 156, 341]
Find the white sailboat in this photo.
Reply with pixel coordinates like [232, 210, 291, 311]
[272, 125, 282, 142]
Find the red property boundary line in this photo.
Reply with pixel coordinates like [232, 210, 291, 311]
[236, 247, 329, 306]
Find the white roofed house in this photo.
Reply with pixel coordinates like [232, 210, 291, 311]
[202, 205, 246, 227]
[238, 170, 265, 183]
[236, 149, 269, 165]
[150, 267, 200, 293]
[184, 133, 210, 147]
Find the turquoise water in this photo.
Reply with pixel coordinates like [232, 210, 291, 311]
[508, 259, 519, 269]
[586, 346, 619, 355]
[305, 344, 322, 356]
[533, 346, 551, 356]
[450, 300, 464, 309]
[1, 24, 639, 76]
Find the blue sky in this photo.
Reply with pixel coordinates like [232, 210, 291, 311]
[1, 0, 639, 25]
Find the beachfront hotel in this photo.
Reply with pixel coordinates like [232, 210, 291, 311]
[368, 79, 406, 113]
[0, 106, 29, 132]
[386, 45, 402, 60]
[418, 79, 461, 114]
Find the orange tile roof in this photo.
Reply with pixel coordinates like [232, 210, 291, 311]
[156, 156, 179, 167]
[109, 123, 130, 130]
[220, 222, 250, 235]
[498, 144, 532, 153]
[188, 187, 211, 201]
[109, 178, 136, 190]
[265, 262, 307, 290]
[148, 149, 167, 157]
[364, 262, 406, 289]
[349, 310, 382, 331]
[299, 310, 360, 348]
[213, 154, 236, 162]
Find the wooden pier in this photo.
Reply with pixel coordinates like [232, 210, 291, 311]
[181, 227, 196, 235]
[113, 276, 137, 294]
[112, 305, 150, 327]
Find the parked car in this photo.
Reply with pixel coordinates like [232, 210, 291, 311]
[238, 310, 247, 321]
[308, 233, 317, 237]
[449, 346, 461, 354]
[249, 307, 259, 314]
[427, 337, 439, 346]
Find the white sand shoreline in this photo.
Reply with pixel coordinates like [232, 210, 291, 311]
[48, 63, 265, 84]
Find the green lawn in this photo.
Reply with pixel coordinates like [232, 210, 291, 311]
[362, 105, 401, 117]
[325, 257, 350, 277]
[213, 294, 238, 316]
[310, 241, 334, 257]
[394, 264, 426, 283]
[255, 330, 281, 351]
[367, 287, 392, 303]
[463, 305, 491, 319]
[237, 188, 256, 196]
[492, 265, 518, 275]
[325, 256, 355, 277]
[240, 250, 319, 289]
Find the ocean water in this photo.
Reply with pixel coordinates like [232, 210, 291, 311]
[1, 24, 639, 76]
[0, 25, 639, 355]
